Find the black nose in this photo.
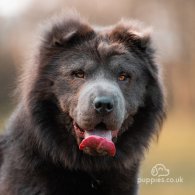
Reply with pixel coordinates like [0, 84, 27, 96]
[93, 96, 114, 114]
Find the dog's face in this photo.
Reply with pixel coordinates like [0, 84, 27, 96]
[53, 42, 151, 156]
[34, 16, 160, 157]
[25, 14, 164, 163]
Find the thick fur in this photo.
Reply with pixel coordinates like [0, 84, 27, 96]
[0, 13, 165, 195]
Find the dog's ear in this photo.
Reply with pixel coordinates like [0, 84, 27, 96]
[109, 20, 152, 52]
[42, 13, 94, 48]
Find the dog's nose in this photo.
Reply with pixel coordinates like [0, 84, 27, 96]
[93, 96, 114, 114]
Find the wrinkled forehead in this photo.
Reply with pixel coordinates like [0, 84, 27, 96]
[59, 35, 145, 76]
[97, 38, 127, 58]
[90, 32, 129, 60]
[89, 40, 143, 66]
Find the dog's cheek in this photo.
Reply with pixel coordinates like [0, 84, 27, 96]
[58, 96, 68, 113]
[126, 99, 138, 116]
[68, 96, 79, 121]
[57, 93, 73, 113]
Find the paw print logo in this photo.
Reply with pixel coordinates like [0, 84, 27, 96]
[151, 164, 170, 177]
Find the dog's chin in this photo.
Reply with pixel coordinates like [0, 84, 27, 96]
[72, 121, 119, 157]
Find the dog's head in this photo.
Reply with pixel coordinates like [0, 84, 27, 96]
[22, 13, 165, 169]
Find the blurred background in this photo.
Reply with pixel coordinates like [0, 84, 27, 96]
[0, 0, 194, 194]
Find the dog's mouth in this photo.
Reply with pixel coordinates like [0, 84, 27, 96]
[73, 122, 119, 157]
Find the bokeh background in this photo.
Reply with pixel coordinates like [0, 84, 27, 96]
[0, 0, 194, 194]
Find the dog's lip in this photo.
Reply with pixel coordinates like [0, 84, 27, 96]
[73, 122, 85, 138]
[73, 122, 119, 140]
[73, 121, 119, 156]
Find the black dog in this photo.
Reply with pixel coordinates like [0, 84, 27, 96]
[0, 13, 165, 195]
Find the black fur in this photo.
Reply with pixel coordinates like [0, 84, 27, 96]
[0, 13, 165, 195]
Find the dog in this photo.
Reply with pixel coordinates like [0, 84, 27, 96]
[0, 12, 165, 195]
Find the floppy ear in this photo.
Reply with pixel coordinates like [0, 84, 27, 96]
[109, 20, 152, 52]
[109, 19, 159, 79]
[42, 13, 94, 48]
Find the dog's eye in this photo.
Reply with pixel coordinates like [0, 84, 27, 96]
[73, 70, 85, 78]
[118, 72, 128, 81]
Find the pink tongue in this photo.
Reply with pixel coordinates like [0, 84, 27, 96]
[79, 130, 116, 156]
